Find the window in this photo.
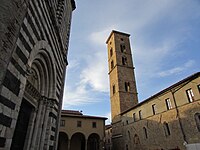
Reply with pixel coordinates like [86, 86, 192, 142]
[165, 98, 172, 110]
[125, 82, 130, 92]
[126, 144, 128, 150]
[163, 122, 170, 136]
[143, 127, 148, 139]
[110, 48, 113, 57]
[128, 131, 131, 139]
[194, 113, 200, 132]
[133, 113, 136, 122]
[126, 120, 128, 125]
[92, 122, 97, 128]
[152, 104, 156, 115]
[122, 56, 127, 65]
[112, 85, 116, 95]
[186, 88, 194, 102]
[77, 121, 82, 127]
[111, 60, 114, 69]
[60, 120, 65, 126]
[120, 44, 126, 53]
[139, 110, 142, 120]
[198, 84, 200, 93]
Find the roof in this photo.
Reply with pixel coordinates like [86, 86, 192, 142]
[61, 110, 107, 120]
[106, 30, 130, 44]
[105, 124, 112, 129]
[121, 72, 200, 115]
[62, 110, 83, 115]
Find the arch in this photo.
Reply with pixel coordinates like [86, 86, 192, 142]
[28, 40, 56, 99]
[70, 132, 85, 150]
[87, 133, 100, 150]
[58, 132, 69, 150]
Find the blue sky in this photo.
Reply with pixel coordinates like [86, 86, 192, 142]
[62, 0, 200, 124]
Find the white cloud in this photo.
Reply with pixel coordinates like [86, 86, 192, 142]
[89, 26, 118, 46]
[158, 60, 195, 77]
[105, 112, 111, 125]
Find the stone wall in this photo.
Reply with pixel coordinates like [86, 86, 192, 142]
[0, 0, 75, 149]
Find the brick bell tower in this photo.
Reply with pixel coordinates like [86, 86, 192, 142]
[106, 30, 138, 120]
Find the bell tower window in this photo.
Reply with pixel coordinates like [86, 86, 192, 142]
[120, 44, 126, 53]
[125, 82, 130, 92]
[111, 60, 114, 69]
[122, 56, 127, 65]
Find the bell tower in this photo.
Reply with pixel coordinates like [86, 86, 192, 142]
[106, 30, 138, 120]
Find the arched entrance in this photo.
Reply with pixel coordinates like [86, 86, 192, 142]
[87, 133, 100, 150]
[70, 132, 85, 150]
[58, 132, 69, 150]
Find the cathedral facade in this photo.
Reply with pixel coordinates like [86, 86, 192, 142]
[106, 30, 200, 150]
[0, 0, 75, 149]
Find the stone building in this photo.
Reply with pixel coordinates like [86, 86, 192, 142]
[105, 125, 112, 150]
[58, 110, 107, 150]
[105, 30, 200, 150]
[0, 0, 75, 149]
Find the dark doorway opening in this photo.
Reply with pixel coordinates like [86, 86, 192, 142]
[10, 99, 34, 150]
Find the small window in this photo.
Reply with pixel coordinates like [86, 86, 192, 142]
[125, 82, 130, 92]
[112, 85, 116, 95]
[163, 122, 170, 136]
[139, 110, 142, 120]
[126, 144, 128, 150]
[165, 98, 172, 110]
[110, 48, 113, 57]
[194, 113, 200, 132]
[143, 127, 148, 139]
[128, 131, 131, 139]
[92, 122, 97, 128]
[152, 104, 156, 115]
[198, 84, 200, 93]
[186, 88, 194, 102]
[111, 60, 114, 69]
[60, 120, 65, 126]
[77, 121, 82, 127]
[126, 120, 128, 125]
[133, 113, 136, 122]
[121, 38, 124, 41]
[120, 44, 126, 53]
[122, 56, 127, 65]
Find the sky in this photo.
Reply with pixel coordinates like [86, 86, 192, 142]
[62, 0, 200, 124]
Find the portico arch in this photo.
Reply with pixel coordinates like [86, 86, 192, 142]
[87, 133, 100, 150]
[58, 132, 69, 150]
[70, 132, 85, 150]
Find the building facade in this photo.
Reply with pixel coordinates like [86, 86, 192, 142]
[0, 0, 75, 149]
[105, 125, 112, 150]
[106, 30, 200, 150]
[58, 110, 107, 150]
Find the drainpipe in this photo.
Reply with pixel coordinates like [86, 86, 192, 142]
[171, 89, 187, 145]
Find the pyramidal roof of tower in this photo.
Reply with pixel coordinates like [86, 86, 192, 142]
[106, 30, 130, 44]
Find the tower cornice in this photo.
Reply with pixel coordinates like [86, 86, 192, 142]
[106, 30, 130, 44]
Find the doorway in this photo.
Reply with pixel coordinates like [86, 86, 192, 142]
[10, 99, 34, 150]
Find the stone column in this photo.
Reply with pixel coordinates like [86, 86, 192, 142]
[30, 98, 43, 150]
[85, 139, 87, 150]
[68, 139, 71, 150]
[36, 97, 47, 149]
[39, 99, 53, 150]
